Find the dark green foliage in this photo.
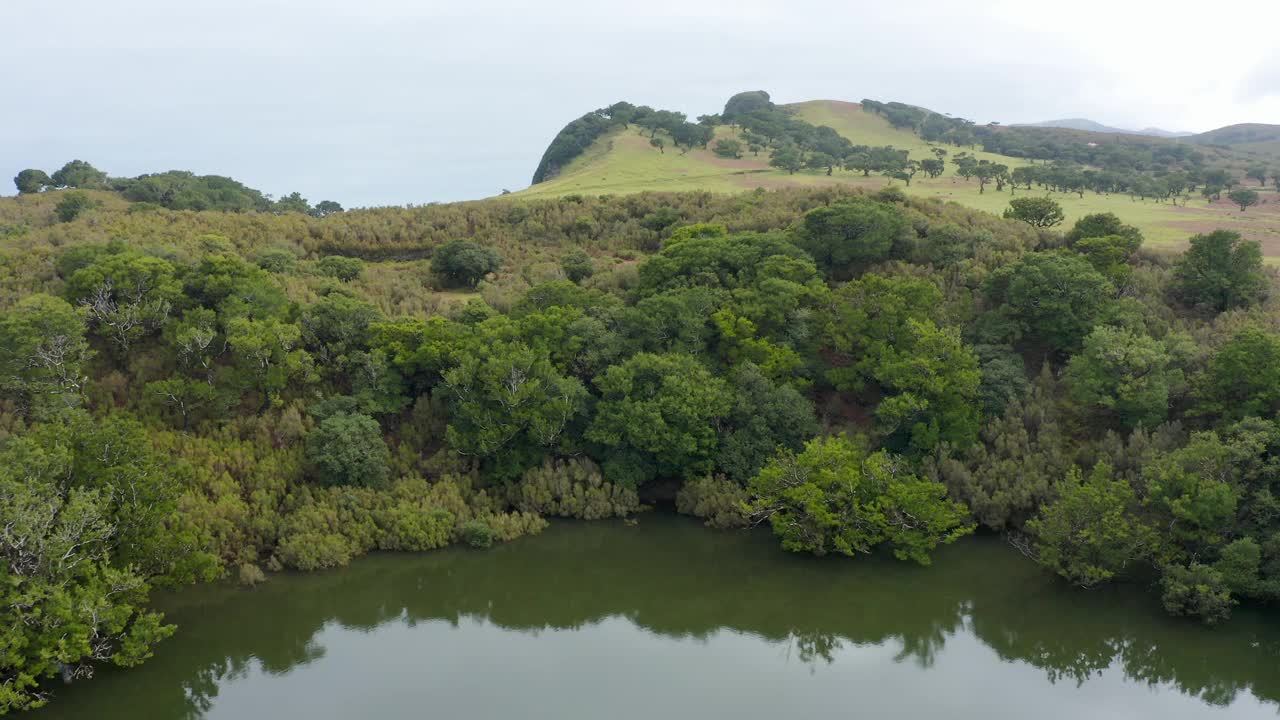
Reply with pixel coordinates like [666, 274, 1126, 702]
[1172, 230, 1266, 312]
[1227, 188, 1260, 212]
[54, 191, 100, 222]
[1193, 326, 1280, 423]
[794, 199, 909, 279]
[305, 412, 391, 488]
[462, 520, 497, 549]
[116, 171, 271, 211]
[13, 168, 51, 193]
[1003, 196, 1064, 228]
[983, 251, 1115, 354]
[560, 249, 595, 283]
[432, 239, 502, 287]
[51, 159, 108, 189]
[722, 91, 773, 123]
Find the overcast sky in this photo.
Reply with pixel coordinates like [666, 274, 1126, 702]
[4, 0, 1278, 207]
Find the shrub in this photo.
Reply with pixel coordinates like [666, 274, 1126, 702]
[675, 475, 749, 529]
[462, 520, 497, 549]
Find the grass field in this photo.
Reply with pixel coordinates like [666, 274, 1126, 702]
[518, 100, 1280, 257]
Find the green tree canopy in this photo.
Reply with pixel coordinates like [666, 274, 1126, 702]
[1172, 230, 1266, 313]
[748, 436, 973, 563]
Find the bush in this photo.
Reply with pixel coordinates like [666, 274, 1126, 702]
[1161, 563, 1234, 624]
[305, 412, 391, 488]
[462, 520, 497, 549]
[315, 255, 364, 281]
[238, 563, 267, 586]
[675, 475, 749, 529]
[561, 249, 595, 283]
[511, 458, 641, 520]
[433, 239, 502, 288]
[54, 191, 99, 222]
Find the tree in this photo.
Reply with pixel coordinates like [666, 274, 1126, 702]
[314, 255, 364, 281]
[50, 159, 107, 189]
[722, 90, 772, 123]
[1065, 212, 1143, 247]
[311, 200, 344, 217]
[649, 137, 665, 154]
[983, 251, 1115, 354]
[1003, 196, 1065, 228]
[443, 341, 588, 479]
[793, 199, 909, 279]
[275, 191, 312, 214]
[1026, 463, 1156, 587]
[305, 411, 390, 487]
[1063, 326, 1183, 430]
[64, 252, 181, 351]
[1246, 165, 1269, 186]
[432, 239, 502, 288]
[0, 294, 90, 417]
[712, 139, 743, 159]
[1227, 188, 1260, 212]
[769, 145, 804, 174]
[747, 436, 973, 563]
[560, 249, 595, 283]
[1193, 326, 1280, 422]
[1172, 230, 1266, 312]
[225, 316, 314, 405]
[0, 413, 187, 713]
[587, 352, 733, 487]
[13, 168, 50, 194]
[54, 191, 100, 222]
[919, 157, 945, 178]
[1074, 234, 1142, 286]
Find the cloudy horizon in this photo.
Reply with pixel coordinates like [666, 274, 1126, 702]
[4, 0, 1278, 207]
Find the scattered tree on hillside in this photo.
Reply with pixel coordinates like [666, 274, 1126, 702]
[432, 239, 502, 288]
[713, 138, 743, 159]
[649, 137, 665, 154]
[1247, 165, 1269, 186]
[1227, 188, 1260, 212]
[54, 191, 100, 223]
[1003, 196, 1065, 228]
[769, 145, 804, 174]
[312, 200, 344, 217]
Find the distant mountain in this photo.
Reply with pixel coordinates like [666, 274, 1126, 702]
[1013, 118, 1192, 138]
[1186, 123, 1280, 147]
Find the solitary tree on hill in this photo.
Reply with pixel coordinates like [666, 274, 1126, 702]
[13, 169, 51, 194]
[1004, 196, 1065, 228]
[1228, 188, 1260, 212]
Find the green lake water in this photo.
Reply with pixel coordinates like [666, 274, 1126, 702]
[30, 513, 1280, 719]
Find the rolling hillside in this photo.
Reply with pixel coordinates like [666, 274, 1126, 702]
[520, 99, 1280, 255]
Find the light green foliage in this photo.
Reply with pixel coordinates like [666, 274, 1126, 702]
[748, 436, 973, 563]
[300, 293, 383, 369]
[305, 411, 391, 488]
[510, 458, 640, 520]
[676, 475, 750, 529]
[983, 251, 1115, 354]
[1063, 326, 1184, 430]
[1142, 433, 1241, 552]
[432, 239, 502, 288]
[1026, 463, 1156, 587]
[587, 352, 733, 486]
[794, 199, 910, 279]
[462, 520, 498, 549]
[0, 294, 90, 417]
[1003, 196, 1065, 228]
[1173, 230, 1266, 312]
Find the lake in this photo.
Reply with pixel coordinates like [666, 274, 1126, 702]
[30, 513, 1280, 719]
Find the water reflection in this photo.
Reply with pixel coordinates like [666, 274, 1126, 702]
[31, 514, 1280, 719]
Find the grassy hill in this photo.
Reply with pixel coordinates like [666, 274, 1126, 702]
[520, 100, 1280, 256]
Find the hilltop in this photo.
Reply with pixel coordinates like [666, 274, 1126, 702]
[522, 93, 1280, 255]
[1014, 118, 1191, 138]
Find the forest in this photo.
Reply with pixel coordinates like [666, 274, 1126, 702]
[3, 163, 1280, 712]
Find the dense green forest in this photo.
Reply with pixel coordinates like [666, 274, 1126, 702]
[3, 162, 1280, 712]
